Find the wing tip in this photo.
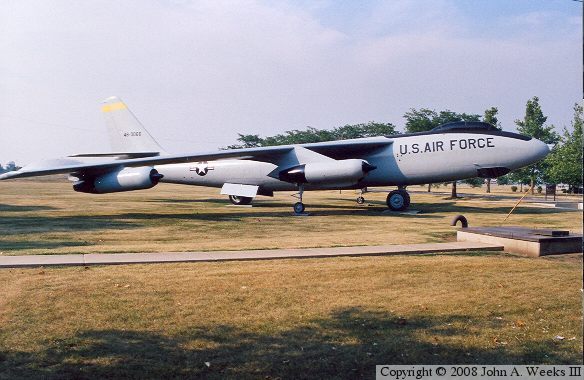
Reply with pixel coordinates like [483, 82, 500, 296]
[0, 171, 20, 180]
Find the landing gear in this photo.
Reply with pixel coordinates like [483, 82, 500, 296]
[292, 184, 306, 214]
[356, 187, 367, 205]
[229, 195, 253, 205]
[293, 202, 305, 214]
[386, 189, 410, 211]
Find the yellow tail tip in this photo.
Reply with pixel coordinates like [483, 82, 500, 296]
[101, 102, 127, 113]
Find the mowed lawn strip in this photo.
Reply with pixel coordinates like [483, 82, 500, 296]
[0, 253, 581, 378]
[0, 180, 581, 255]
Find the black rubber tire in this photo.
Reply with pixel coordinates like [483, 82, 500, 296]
[451, 214, 468, 228]
[386, 190, 407, 211]
[356, 196, 365, 204]
[229, 195, 253, 205]
[399, 189, 411, 208]
[293, 202, 305, 214]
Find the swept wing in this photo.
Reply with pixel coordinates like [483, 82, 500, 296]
[0, 139, 392, 180]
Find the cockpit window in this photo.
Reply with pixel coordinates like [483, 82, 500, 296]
[431, 121, 498, 132]
[385, 121, 532, 141]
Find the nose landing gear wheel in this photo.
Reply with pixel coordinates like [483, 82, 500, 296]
[386, 189, 410, 211]
[293, 202, 305, 214]
[356, 196, 365, 204]
[229, 195, 253, 205]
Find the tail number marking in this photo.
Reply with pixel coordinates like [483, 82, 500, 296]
[123, 131, 142, 137]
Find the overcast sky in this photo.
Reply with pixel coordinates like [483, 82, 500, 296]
[0, 0, 581, 164]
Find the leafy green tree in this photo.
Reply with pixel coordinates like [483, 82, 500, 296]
[225, 134, 264, 149]
[403, 109, 481, 134]
[507, 170, 530, 192]
[403, 108, 438, 132]
[404, 108, 481, 196]
[226, 122, 397, 149]
[496, 175, 510, 186]
[5, 161, 18, 172]
[463, 177, 483, 188]
[480, 107, 502, 193]
[514, 96, 559, 194]
[262, 127, 332, 146]
[544, 103, 583, 192]
[483, 107, 501, 130]
[335, 122, 397, 139]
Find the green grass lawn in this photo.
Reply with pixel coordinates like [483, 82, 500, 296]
[0, 254, 582, 378]
[0, 180, 581, 378]
[0, 180, 581, 255]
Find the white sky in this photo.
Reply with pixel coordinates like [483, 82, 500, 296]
[0, 0, 581, 164]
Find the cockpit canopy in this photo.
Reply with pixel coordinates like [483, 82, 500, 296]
[431, 121, 498, 132]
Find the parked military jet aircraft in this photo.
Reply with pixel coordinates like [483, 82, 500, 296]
[0, 97, 550, 214]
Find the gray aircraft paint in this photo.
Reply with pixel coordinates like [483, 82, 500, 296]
[156, 133, 547, 191]
[0, 97, 549, 203]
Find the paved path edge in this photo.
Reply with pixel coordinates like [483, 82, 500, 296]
[0, 242, 503, 268]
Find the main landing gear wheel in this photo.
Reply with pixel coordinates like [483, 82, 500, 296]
[293, 202, 305, 214]
[386, 189, 410, 211]
[229, 195, 253, 205]
[292, 184, 307, 214]
[356, 196, 365, 204]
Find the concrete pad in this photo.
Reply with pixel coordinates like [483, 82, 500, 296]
[529, 202, 583, 210]
[555, 202, 583, 210]
[457, 227, 583, 257]
[530, 203, 556, 208]
[0, 241, 503, 269]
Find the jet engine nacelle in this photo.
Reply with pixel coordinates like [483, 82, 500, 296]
[279, 159, 376, 185]
[73, 166, 163, 194]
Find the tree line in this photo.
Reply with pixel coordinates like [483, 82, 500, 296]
[227, 96, 582, 196]
[0, 161, 20, 174]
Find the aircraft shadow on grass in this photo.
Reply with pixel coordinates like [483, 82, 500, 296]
[0, 240, 92, 251]
[0, 307, 577, 379]
[0, 204, 56, 212]
[149, 197, 379, 210]
[0, 201, 570, 241]
[150, 197, 577, 217]
[0, 215, 137, 235]
[148, 198, 229, 205]
[0, 207, 439, 237]
[146, 198, 445, 219]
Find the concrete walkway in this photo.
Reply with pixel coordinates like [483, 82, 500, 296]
[0, 242, 502, 268]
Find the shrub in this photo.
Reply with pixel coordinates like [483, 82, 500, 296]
[537, 186, 543, 193]
[511, 186, 518, 192]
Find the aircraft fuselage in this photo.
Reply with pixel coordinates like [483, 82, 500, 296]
[157, 130, 549, 193]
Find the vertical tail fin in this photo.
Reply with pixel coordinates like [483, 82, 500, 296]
[101, 96, 166, 154]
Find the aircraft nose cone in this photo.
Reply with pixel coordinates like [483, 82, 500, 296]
[532, 138, 550, 161]
[507, 137, 550, 171]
